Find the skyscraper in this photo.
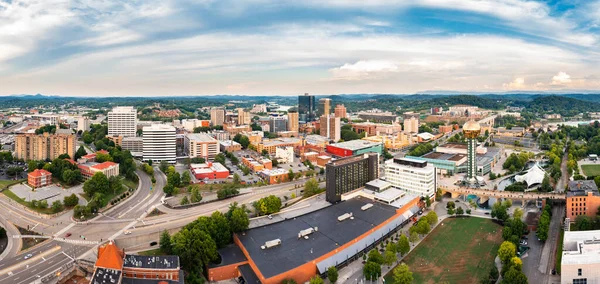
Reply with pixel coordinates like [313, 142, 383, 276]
[319, 115, 341, 142]
[317, 98, 331, 117]
[108, 106, 137, 137]
[463, 119, 481, 186]
[287, 111, 299, 133]
[334, 104, 347, 119]
[403, 115, 419, 133]
[236, 108, 250, 125]
[298, 93, 316, 122]
[210, 108, 225, 127]
[143, 124, 176, 163]
[269, 116, 287, 133]
[325, 153, 379, 203]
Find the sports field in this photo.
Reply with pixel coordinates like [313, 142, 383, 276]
[581, 164, 600, 177]
[384, 217, 502, 284]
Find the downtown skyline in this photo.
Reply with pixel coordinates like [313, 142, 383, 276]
[1, 0, 600, 97]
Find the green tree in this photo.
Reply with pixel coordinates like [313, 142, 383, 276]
[239, 135, 250, 149]
[398, 234, 410, 256]
[190, 186, 202, 203]
[75, 146, 87, 160]
[281, 279, 297, 284]
[363, 261, 382, 281]
[303, 177, 320, 197]
[502, 267, 528, 284]
[163, 184, 175, 196]
[51, 200, 64, 213]
[171, 228, 218, 271]
[416, 220, 430, 235]
[309, 275, 324, 284]
[96, 152, 113, 163]
[159, 230, 172, 254]
[327, 266, 338, 283]
[288, 169, 295, 181]
[253, 195, 282, 215]
[425, 211, 438, 226]
[456, 207, 464, 215]
[409, 231, 419, 243]
[159, 160, 169, 173]
[63, 194, 79, 207]
[498, 241, 517, 264]
[180, 196, 189, 205]
[39, 200, 48, 209]
[541, 174, 552, 192]
[367, 249, 384, 265]
[182, 171, 191, 185]
[383, 250, 396, 266]
[233, 173, 241, 185]
[227, 203, 249, 232]
[83, 172, 110, 197]
[392, 263, 413, 284]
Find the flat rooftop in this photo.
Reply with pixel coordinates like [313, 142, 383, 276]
[438, 143, 467, 149]
[210, 244, 248, 268]
[186, 133, 217, 143]
[563, 230, 600, 265]
[91, 268, 121, 284]
[236, 197, 397, 279]
[123, 255, 179, 270]
[330, 140, 381, 151]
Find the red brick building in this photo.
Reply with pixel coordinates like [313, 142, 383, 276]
[190, 162, 229, 180]
[28, 169, 52, 188]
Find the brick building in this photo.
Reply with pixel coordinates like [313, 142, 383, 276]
[28, 169, 52, 188]
[567, 180, 600, 219]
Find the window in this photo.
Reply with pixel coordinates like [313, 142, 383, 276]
[578, 268, 582, 276]
[573, 278, 587, 284]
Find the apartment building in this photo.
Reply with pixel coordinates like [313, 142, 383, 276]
[185, 133, 220, 159]
[143, 124, 176, 163]
[15, 131, 76, 161]
[210, 108, 226, 127]
[567, 180, 600, 218]
[108, 106, 137, 137]
[325, 153, 379, 203]
[287, 111, 299, 133]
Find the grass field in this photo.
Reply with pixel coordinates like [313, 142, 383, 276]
[384, 217, 503, 284]
[581, 164, 600, 177]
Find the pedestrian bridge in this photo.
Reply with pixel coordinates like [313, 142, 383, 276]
[439, 185, 566, 201]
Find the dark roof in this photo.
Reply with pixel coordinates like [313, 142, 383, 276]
[123, 254, 180, 270]
[209, 244, 248, 268]
[239, 264, 262, 284]
[568, 180, 600, 197]
[122, 278, 182, 284]
[236, 197, 397, 279]
[91, 268, 121, 284]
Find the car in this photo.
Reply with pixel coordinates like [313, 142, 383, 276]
[519, 240, 528, 246]
[124, 231, 131, 235]
[418, 210, 423, 215]
[150, 241, 158, 246]
[484, 212, 490, 215]
[521, 236, 528, 240]
[65, 233, 72, 238]
[455, 200, 460, 203]
[267, 215, 273, 219]
[24, 253, 32, 260]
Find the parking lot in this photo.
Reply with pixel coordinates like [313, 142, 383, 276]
[10, 183, 85, 205]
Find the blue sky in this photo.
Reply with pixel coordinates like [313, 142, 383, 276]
[1, 0, 599, 96]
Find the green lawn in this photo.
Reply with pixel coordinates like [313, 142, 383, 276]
[122, 178, 139, 190]
[0, 179, 25, 190]
[581, 164, 600, 177]
[385, 217, 503, 284]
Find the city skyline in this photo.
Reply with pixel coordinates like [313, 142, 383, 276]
[1, 0, 600, 97]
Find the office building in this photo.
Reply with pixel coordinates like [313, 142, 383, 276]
[190, 162, 229, 180]
[180, 119, 210, 132]
[108, 106, 137, 137]
[77, 116, 90, 132]
[561, 230, 600, 284]
[210, 107, 226, 127]
[319, 115, 341, 142]
[255, 138, 302, 155]
[326, 140, 383, 158]
[236, 108, 251, 125]
[185, 133, 220, 160]
[325, 152, 379, 203]
[334, 104, 347, 119]
[121, 137, 143, 154]
[275, 146, 294, 163]
[15, 131, 76, 161]
[28, 169, 52, 188]
[384, 157, 436, 198]
[318, 98, 331, 117]
[269, 116, 287, 133]
[403, 115, 419, 134]
[357, 111, 397, 124]
[567, 180, 600, 218]
[91, 241, 183, 284]
[298, 93, 316, 122]
[143, 124, 176, 163]
[79, 161, 120, 179]
[287, 111, 299, 133]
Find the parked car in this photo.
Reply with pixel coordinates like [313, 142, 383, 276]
[267, 215, 273, 219]
[484, 212, 490, 215]
[519, 240, 528, 246]
[124, 231, 131, 235]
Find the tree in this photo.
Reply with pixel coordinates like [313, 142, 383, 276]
[190, 186, 202, 203]
[227, 203, 249, 232]
[167, 171, 181, 187]
[383, 250, 396, 266]
[513, 208, 524, 220]
[159, 230, 172, 254]
[456, 207, 464, 215]
[96, 152, 113, 163]
[281, 279, 297, 284]
[398, 234, 410, 256]
[233, 173, 241, 185]
[288, 169, 295, 181]
[466, 208, 472, 215]
[409, 231, 419, 243]
[363, 261, 382, 281]
[327, 266, 338, 283]
[64, 194, 79, 207]
[180, 196, 189, 205]
[309, 275, 324, 284]
[163, 184, 175, 196]
[239, 135, 250, 149]
[159, 160, 169, 173]
[425, 211, 438, 226]
[75, 146, 87, 160]
[83, 172, 110, 197]
[109, 176, 123, 195]
[303, 178, 320, 197]
[425, 196, 432, 207]
[502, 267, 528, 284]
[367, 249, 384, 265]
[392, 263, 413, 284]
[51, 200, 64, 213]
[498, 241, 517, 264]
[181, 171, 191, 185]
[416, 220, 430, 235]
[253, 195, 282, 215]
[541, 173, 552, 192]
[171, 228, 218, 271]
[39, 200, 48, 209]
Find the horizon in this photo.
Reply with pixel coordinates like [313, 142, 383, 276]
[2, 1, 600, 96]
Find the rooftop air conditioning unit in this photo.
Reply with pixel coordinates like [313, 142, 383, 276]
[338, 212, 353, 222]
[361, 203, 373, 211]
[298, 228, 315, 239]
[261, 239, 282, 249]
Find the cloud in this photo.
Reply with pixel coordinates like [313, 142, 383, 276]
[329, 60, 399, 80]
[503, 77, 526, 90]
[551, 71, 572, 85]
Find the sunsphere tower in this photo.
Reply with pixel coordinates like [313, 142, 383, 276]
[463, 119, 481, 186]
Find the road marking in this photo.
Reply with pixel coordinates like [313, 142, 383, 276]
[61, 252, 74, 261]
[31, 223, 39, 230]
[53, 223, 75, 238]
[41, 257, 45, 261]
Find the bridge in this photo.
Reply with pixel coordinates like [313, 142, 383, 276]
[439, 185, 566, 202]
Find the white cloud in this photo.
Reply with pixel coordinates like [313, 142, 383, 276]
[329, 60, 398, 80]
[551, 71, 572, 85]
[503, 77, 526, 90]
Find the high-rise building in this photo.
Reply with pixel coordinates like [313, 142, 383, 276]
[108, 106, 137, 137]
[463, 119, 481, 186]
[319, 115, 341, 142]
[185, 133, 220, 159]
[317, 98, 331, 117]
[77, 116, 90, 132]
[269, 116, 287, 133]
[15, 130, 77, 161]
[403, 115, 419, 134]
[143, 124, 176, 163]
[384, 157, 436, 198]
[210, 108, 226, 127]
[236, 108, 251, 125]
[298, 93, 316, 122]
[325, 153, 379, 203]
[334, 104, 347, 119]
[287, 111, 299, 133]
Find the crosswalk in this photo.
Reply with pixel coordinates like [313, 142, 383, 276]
[53, 238, 98, 245]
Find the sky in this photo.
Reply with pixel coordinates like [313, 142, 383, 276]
[1, 0, 600, 97]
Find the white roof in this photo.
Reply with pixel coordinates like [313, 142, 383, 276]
[373, 188, 404, 202]
[514, 163, 546, 186]
[417, 132, 435, 140]
[187, 133, 217, 143]
[563, 230, 600, 265]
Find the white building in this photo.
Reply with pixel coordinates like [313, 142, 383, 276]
[562, 230, 600, 284]
[403, 116, 419, 134]
[210, 108, 225, 127]
[108, 106, 137, 137]
[185, 133, 220, 159]
[275, 146, 294, 164]
[384, 157, 436, 198]
[77, 116, 90, 132]
[180, 119, 210, 132]
[143, 124, 176, 163]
